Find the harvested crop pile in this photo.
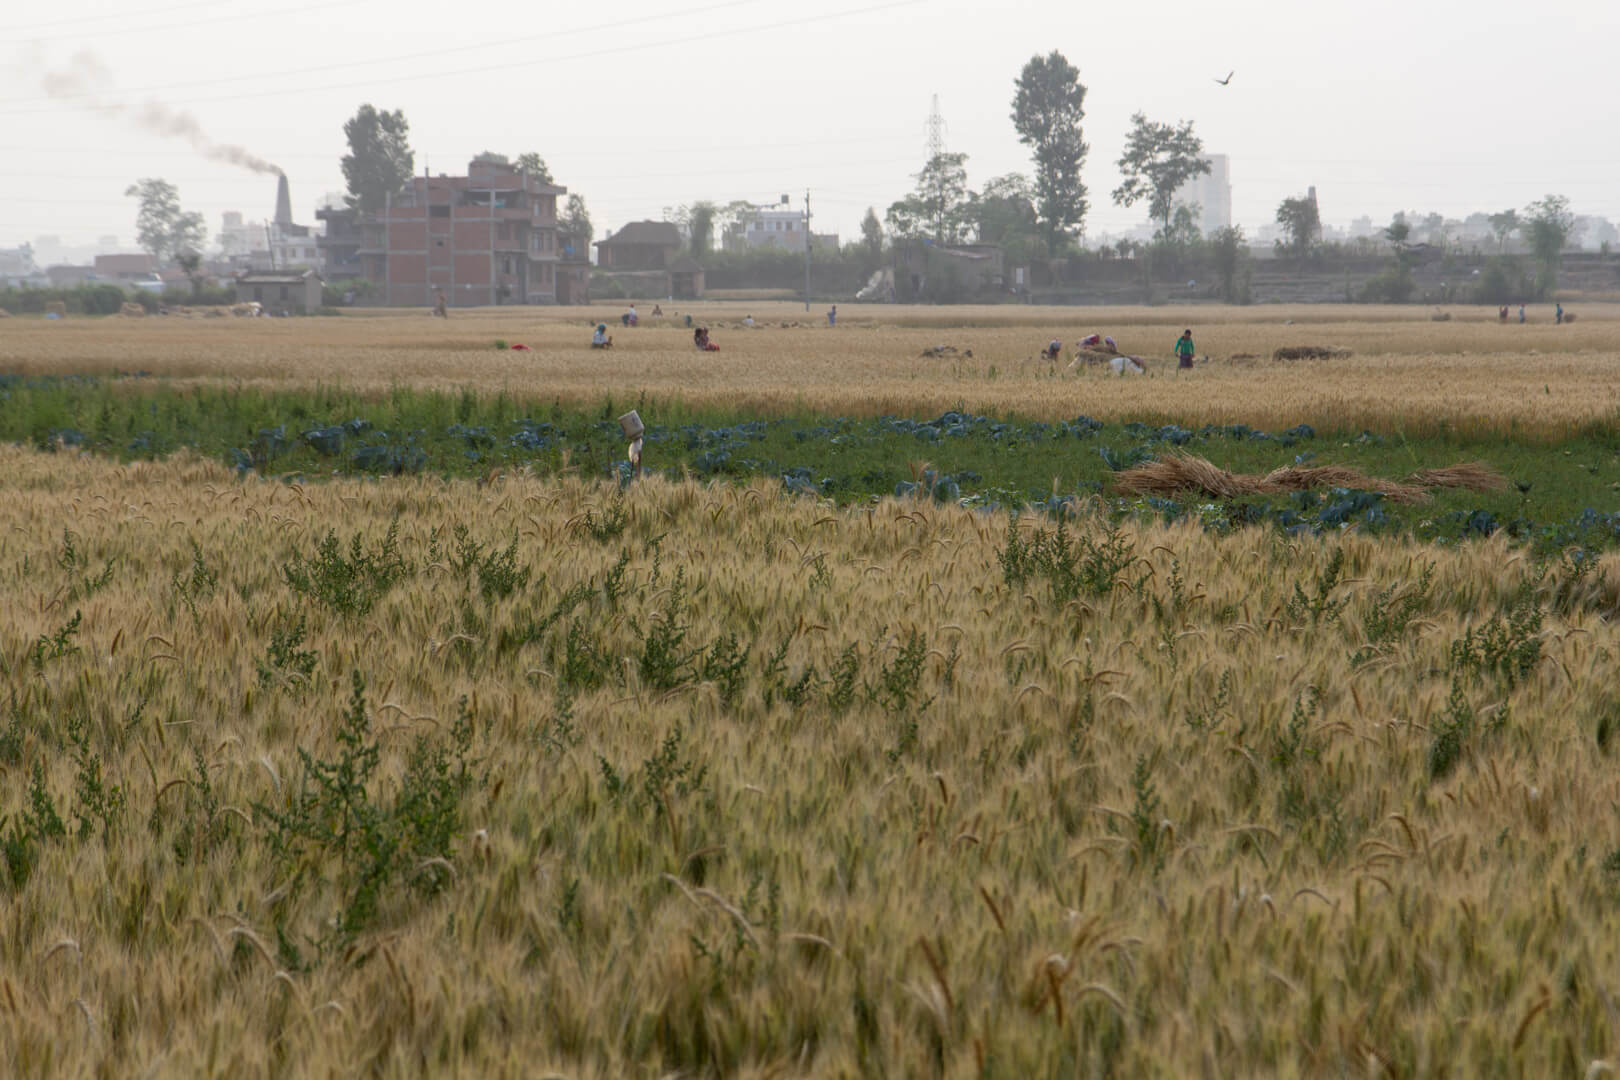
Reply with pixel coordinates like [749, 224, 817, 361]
[120, 302, 145, 317]
[1262, 465, 1428, 504]
[1114, 452, 1507, 504]
[1072, 348, 1122, 365]
[1272, 345, 1351, 361]
[1112, 454, 1268, 498]
[1406, 462, 1508, 491]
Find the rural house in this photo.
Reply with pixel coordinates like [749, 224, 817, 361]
[235, 268, 322, 315]
[594, 221, 681, 271]
[895, 242, 1008, 298]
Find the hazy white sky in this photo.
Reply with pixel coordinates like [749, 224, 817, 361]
[5, 0, 1618, 252]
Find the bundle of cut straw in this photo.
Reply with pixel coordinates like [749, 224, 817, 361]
[1404, 462, 1508, 492]
[1113, 453, 1510, 505]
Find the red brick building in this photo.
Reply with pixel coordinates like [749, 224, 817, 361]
[359, 154, 588, 307]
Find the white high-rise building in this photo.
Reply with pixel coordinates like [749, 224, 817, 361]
[1172, 153, 1232, 235]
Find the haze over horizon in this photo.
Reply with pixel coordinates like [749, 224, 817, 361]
[5, 0, 1618, 252]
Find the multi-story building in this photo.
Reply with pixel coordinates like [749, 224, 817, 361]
[712, 199, 839, 253]
[358, 154, 586, 306]
[1172, 153, 1232, 235]
[0, 244, 41, 287]
[745, 206, 807, 251]
[315, 206, 363, 281]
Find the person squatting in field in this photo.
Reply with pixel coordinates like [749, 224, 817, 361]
[591, 323, 613, 348]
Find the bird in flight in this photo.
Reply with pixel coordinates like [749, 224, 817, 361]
[1214, 71, 1234, 85]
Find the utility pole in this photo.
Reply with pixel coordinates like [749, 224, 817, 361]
[803, 188, 812, 313]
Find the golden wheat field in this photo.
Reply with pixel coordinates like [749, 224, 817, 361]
[1, 434, 1620, 1076]
[4, 302, 1620, 437]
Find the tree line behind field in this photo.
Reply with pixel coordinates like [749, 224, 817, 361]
[109, 51, 1602, 307]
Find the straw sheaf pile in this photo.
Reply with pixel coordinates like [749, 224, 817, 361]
[1272, 345, 1352, 361]
[1114, 451, 1508, 504]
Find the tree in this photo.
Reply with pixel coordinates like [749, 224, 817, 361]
[1164, 203, 1202, 251]
[1364, 216, 1418, 302]
[661, 204, 691, 231]
[1112, 113, 1210, 235]
[1383, 217, 1411, 254]
[560, 194, 593, 252]
[688, 201, 717, 256]
[911, 151, 974, 245]
[884, 196, 927, 242]
[859, 207, 884, 257]
[1011, 50, 1089, 247]
[174, 250, 202, 299]
[1274, 195, 1321, 259]
[123, 179, 205, 266]
[341, 105, 414, 213]
[513, 153, 553, 183]
[1209, 225, 1249, 303]
[1488, 209, 1519, 253]
[1523, 194, 1573, 292]
[972, 175, 1036, 255]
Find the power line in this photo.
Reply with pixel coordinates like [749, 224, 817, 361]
[17, 0, 770, 102]
[11, 0, 227, 32]
[2, 0, 926, 115]
[16, 0, 367, 44]
[0, 133, 906, 162]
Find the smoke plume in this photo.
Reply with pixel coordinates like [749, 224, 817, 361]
[41, 50, 282, 176]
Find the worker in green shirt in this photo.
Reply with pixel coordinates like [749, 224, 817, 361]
[1175, 328, 1196, 370]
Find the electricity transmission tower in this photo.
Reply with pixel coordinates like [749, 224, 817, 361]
[925, 94, 946, 160]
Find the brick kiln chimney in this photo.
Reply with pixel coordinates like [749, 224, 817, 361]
[274, 173, 292, 228]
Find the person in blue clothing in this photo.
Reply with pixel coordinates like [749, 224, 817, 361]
[1556, 302, 1564, 325]
[827, 304, 837, 327]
